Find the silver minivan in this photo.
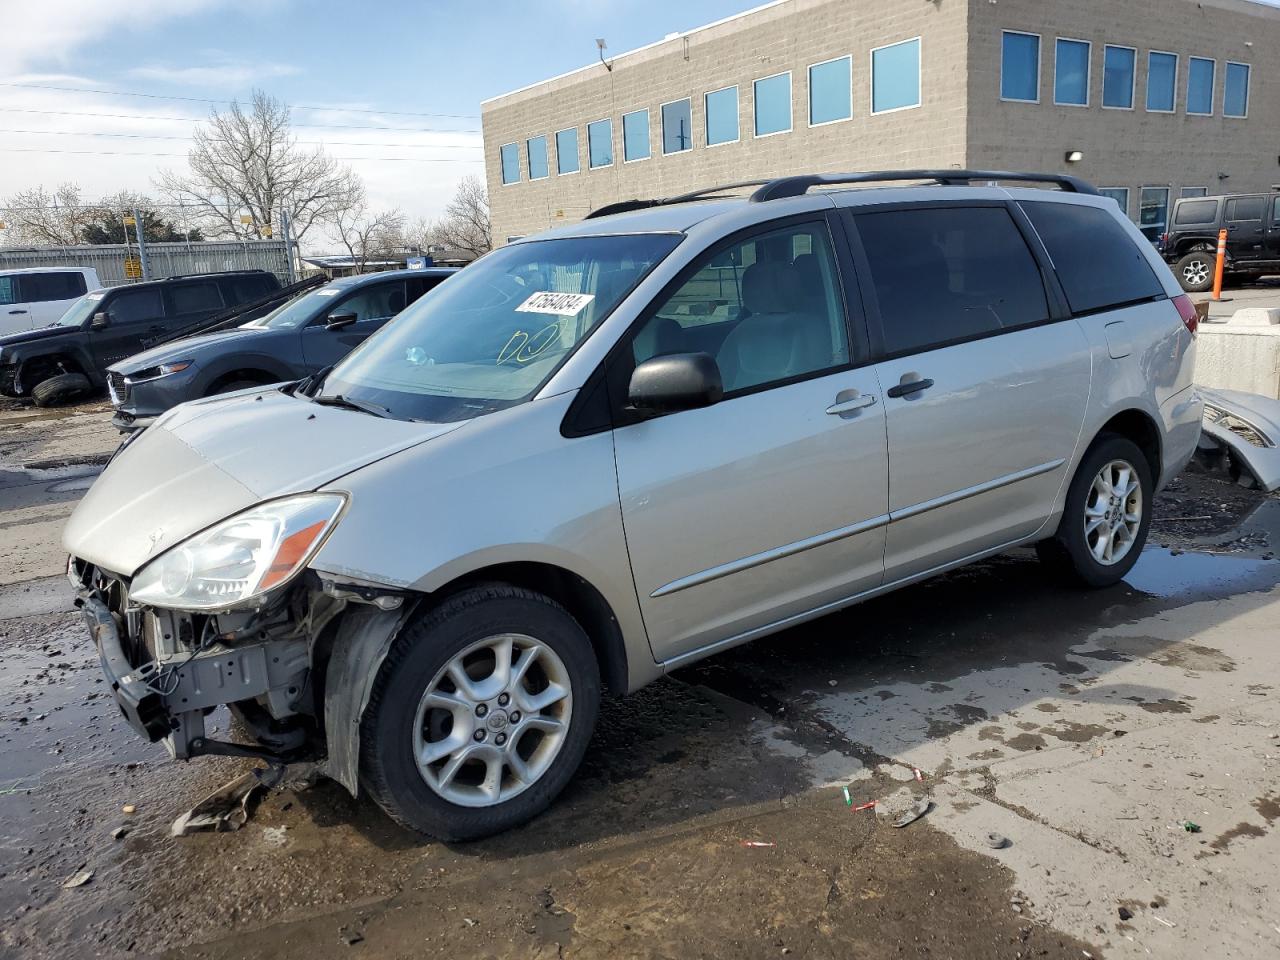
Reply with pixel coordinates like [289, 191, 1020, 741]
[64, 171, 1203, 839]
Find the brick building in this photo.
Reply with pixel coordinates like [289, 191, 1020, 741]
[481, 0, 1279, 244]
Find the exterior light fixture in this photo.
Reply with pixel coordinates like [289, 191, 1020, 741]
[1064, 150, 1084, 163]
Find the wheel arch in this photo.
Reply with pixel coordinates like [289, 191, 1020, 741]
[429, 561, 630, 696]
[204, 365, 289, 395]
[1092, 408, 1162, 481]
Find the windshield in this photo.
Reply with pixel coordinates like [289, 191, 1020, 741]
[244, 285, 343, 330]
[316, 234, 681, 422]
[50, 291, 106, 327]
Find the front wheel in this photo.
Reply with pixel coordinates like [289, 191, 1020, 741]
[1037, 435, 1153, 588]
[359, 585, 600, 840]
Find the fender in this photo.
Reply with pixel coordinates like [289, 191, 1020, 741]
[4, 338, 98, 393]
[192, 352, 299, 394]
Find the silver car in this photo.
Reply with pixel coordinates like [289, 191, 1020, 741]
[64, 170, 1203, 839]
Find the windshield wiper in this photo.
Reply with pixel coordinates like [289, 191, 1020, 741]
[311, 393, 391, 418]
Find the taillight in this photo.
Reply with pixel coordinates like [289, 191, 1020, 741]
[1173, 293, 1198, 336]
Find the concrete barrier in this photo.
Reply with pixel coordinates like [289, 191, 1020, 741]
[1196, 311, 1280, 399]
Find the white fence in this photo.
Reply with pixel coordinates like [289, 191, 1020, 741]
[0, 240, 292, 287]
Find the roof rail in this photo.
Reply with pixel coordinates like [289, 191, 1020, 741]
[583, 179, 773, 220]
[750, 169, 1100, 202]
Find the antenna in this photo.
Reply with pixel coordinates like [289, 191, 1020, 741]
[596, 38, 613, 72]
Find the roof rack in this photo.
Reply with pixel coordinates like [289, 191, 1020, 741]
[750, 169, 1099, 202]
[583, 180, 773, 219]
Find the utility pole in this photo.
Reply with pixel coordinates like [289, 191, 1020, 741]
[281, 209, 296, 283]
[133, 207, 152, 280]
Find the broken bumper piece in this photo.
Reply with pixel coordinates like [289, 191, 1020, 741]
[1199, 387, 1280, 492]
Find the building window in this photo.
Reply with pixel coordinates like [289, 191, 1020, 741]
[1102, 46, 1135, 109]
[753, 71, 792, 136]
[499, 142, 520, 184]
[1225, 62, 1250, 118]
[809, 55, 852, 125]
[555, 128, 579, 175]
[1001, 31, 1040, 102]
[526, 135, 549, 180]
[704, 85, 739, 146]
[587, 118, 613, 168]
[1180, 186, 1208, 198]
[871, 38, 921, 114]
[661, 99, 693, 154]
[1099, 187, 1130, 215]
[1146, 51, 1177, 112]
[1187, 57, 1215, 115]
[1139, 186, 1170, 241]
[622, 109, 651, 162]
[1054, 38, 1090, 106]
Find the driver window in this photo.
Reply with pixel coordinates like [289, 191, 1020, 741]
[630, 222, 850, 394]
[319, 281, 407, 325]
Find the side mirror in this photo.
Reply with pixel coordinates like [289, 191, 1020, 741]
[326, 312, 358, 331]
[90, 311, 109, 330]
[627, 352, 723, 416]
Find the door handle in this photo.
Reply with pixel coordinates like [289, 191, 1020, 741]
[886, 376, 935, 399]
[8, 309, 27, 314]
[826, 393, 878, 416]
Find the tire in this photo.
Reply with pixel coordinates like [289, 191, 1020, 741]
[31, 372, 91, 407]
[1037, 434, 1153, 588]
[359, 584, 601, 840]
[1174, 250, 1215, 292]
[209, 379, 264, 396]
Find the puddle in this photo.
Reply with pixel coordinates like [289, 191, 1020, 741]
[1121, 546, 1279, 600]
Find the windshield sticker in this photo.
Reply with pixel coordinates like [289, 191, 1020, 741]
[315, 288, 341, 297]
[514, 291, 595, 316]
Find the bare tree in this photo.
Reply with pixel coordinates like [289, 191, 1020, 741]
[1, 183, 101, 246]
[333, 197, 406, 273]
[429, 175, 492, 258]
[156, 89, 362, 243]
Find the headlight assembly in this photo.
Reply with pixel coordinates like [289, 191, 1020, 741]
[129, 494, 345, 611]
[130, 360, 193, 382]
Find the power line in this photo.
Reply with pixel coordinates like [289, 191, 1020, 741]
[0, 127, 482, 150]
[0, 105, 479, 133]
[0, 146, 483, 163]
[0, 81, 480, 120]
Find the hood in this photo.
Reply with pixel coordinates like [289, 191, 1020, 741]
[0, 324, 76, 349]
[63, 388, 465, 576]
[110, 326, 275, 374]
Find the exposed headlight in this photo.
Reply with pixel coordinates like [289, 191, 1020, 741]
[129, 360, 193, 382]
[129, 494, 346, 610]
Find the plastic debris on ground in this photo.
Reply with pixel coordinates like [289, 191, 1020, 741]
[1183, 820, 1202, 833]
[891, 797, 932, 828]
[62, 869, 93, 889]
[170, 765, 286, 837]
[740, 840, 776, 848]
[262, 825, 289, 847]
[853, 800, 876, 812]
[986, 831, 1010, 849]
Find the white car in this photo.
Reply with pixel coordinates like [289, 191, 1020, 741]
[0, 267, 100, 335]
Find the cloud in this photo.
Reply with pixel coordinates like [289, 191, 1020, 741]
[4, 0, 229, 73]
[129, 61, 302, 89]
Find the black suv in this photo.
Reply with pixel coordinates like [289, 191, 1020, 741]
[0, 270, 280, 405]
[1161, 192, 1280, 291]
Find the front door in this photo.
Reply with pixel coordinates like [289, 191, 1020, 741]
[0, 275, 32, 335]
[612, 217, 889, 663]
[848, 202, 1091, 582]
[90, 287, 166, 370]
[1225, 195, 1267, 264]
[300, 279, 407, 372]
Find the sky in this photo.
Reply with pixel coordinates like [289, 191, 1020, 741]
[0, 0, 758, 249]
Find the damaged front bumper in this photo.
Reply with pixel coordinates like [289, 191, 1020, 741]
[70, 558, 317, 762]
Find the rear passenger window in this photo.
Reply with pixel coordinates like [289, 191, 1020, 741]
[1226, 197, 1265, 222]
[1020, 202, 1164, 315]
[166, 281, 223, 315]
[406, 275, 447, 303]
[855, 206, 1049, 356]
[225, 275, 275, 304]
[630, 222, 851, 394]
[22, 272, 87, 302]
[1174, 200, 1218, 225]
[108, 289, 164, 325]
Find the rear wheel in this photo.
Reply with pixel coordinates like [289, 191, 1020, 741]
[1175, 250, 1215, 292]
[359, 584, 600, 840]
[32, 372, 91, 407]
[1037, 435, 1153, 588]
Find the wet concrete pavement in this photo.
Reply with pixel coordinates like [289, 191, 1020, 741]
[0, 402, 1277, 959]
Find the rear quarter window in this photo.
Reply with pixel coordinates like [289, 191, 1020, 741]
[1019, 201, 1165, 315]
[224, 274, 278, 304]
[165, 281, 223, 315]
[1174, 199, 1219, 225]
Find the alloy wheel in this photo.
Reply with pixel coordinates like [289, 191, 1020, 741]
[1182, 258, 1210, 286]
[1083, 459, 1143, 566]
[412, 633, 573, 807]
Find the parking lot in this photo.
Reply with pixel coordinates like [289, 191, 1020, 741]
[0, 398, 1275, 960]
